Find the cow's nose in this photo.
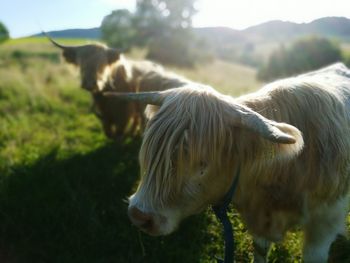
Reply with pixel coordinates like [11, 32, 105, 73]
[128, 206, 154, 232]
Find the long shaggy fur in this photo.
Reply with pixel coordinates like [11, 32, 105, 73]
[139, 63, 350, 236]
[138, 85, 235, 208]
[57, 42, 190, 140]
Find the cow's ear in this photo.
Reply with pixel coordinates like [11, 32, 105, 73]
[62, 48, 78, 65]
[47, 36, 79, 65]
[263, 122, 304, 161]
[107, 48, 120, 64]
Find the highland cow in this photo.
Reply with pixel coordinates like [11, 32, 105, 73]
[49, 38, 189, 140]
[107, 63, 350, 263]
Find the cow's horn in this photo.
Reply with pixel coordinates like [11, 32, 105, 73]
[43, 31, 77, 50]
[103, 91, 165, 106]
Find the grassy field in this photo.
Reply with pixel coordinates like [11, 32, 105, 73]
[0, 37, 348, 263]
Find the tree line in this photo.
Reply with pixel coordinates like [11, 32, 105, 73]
[258, 37, 350, 81]
[101, 0, 199, 66]
[0, 21, 9, 44]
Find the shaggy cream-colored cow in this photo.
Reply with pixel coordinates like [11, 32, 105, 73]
[108, 63, 350, 263]
[49, 38, 189, 139]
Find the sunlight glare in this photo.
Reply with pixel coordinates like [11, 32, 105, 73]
[194, 0, 350, 29]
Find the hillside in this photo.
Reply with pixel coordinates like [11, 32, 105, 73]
[243, 17, 350, 41]
[35, 27, 101, 39]
[32, 16, 350, 43]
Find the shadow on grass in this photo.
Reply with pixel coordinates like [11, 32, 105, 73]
[0, 140, 212, 263]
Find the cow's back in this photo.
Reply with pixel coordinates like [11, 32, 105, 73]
[240, 63, 350, 205]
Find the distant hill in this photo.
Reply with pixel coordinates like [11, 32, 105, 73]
[194, 27, 246, 44]
[242, 20, 301, 41]
[35, 28, 101, 39]
[195, 17, 350, 65]
[242, 17, 350, 41]
[196, 17, 350, 48]
[305, 17, 350, 38]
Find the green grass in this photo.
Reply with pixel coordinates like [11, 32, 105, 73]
[4, 37, 92, 45]
[0, 37, 348, 263]
[171, 60, 261, 96]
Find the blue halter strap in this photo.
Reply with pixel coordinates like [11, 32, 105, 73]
[212, 166, 240, 263]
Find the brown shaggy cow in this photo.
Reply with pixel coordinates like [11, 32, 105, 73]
[49, 38, 189, 140]
[107, 63, 350, 263]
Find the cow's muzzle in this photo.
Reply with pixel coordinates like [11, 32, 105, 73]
[128, 206, 166, 236]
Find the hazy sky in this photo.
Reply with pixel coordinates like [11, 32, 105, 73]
[1, 0, 350, 38]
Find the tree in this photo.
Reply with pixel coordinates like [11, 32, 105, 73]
[0, 22, 9, 44]
[134, 0, 196, 43]
[258, 37, 342, 81]
[134, 0, 197, 66]
[100, 0, 198, 66]
[101, 9, 136, 51]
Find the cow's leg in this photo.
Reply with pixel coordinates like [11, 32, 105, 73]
[303, 197, 348, 263]
[253, 236, 271, 263]
[129, 114, 139, 136]
[101, 120, 124, 141]
[101, 120, 115, 138]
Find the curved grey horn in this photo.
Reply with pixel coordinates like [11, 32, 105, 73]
[232, 105, 296, 144]
[43, 31, 76, 49]
[103, 91, 165, 106]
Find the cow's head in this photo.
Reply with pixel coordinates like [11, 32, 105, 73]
[104, 85, 304, 236]
[48, 36, 120, 93]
